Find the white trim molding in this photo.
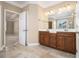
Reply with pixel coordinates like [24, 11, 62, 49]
[27, 43, 39, 46]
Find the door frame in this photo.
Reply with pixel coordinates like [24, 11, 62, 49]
[4, 9, 19, 48]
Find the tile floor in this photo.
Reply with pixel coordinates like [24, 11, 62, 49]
[6, 35, 19, 47]
[0, 43, 76, 58]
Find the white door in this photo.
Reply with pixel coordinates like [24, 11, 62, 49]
[19, 11, 27, 46]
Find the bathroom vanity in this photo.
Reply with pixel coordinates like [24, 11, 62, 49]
[39, 31, 76, 54]
[39, 2, 76, 54]
[39, 13, 76, 54]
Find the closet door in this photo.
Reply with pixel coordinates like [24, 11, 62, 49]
[19, 11, 27, 46]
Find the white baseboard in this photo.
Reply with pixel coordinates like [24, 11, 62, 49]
[0, 45, 5, 51]
[14, 42, 19, 45]
[27, 43, 39, 46]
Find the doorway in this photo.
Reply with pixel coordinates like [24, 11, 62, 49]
[4, 9, 19, 48]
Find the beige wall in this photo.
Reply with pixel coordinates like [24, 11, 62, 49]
[38, 6, 48, 30]
[14, 16, 19, 35]
[26, 4, 48, 45]
[26, 4, 39, 45]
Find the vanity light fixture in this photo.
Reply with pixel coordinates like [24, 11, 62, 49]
[50, 10, 55, 14]
[46, 10, 54, 15]
[58, 8, 63, 14]
[47, 12, 50, 15]
[59, 8, 63, 12]
[45, 11, 50, 16]
[46, 5, 72, 16]
[62, 7, 66, 10]
[67, 6, 72, 11]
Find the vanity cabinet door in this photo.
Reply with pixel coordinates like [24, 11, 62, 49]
[43, 32, 49, 46]
[39, 31, 44, 45]
[39, 31, 49, 46]
[49, 33, 56, 48]
[56, 36, 64, 50]
[56, 33, 65, 50]
[64, 33, 76, 53]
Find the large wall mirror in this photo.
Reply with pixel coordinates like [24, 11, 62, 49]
[56, 15, 75, 29]
[48, 13, 75, 29]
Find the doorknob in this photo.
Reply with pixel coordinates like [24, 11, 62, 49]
[23, 30, 28, 31]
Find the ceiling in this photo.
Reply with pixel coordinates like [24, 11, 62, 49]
[5, 1, 75, 20]
[6, 11, 18, 21]
[5, 1, 63, 8]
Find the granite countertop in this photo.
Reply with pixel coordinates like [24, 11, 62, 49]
[39, 29, 79, 33]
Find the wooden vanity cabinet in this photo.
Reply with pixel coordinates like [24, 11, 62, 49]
[49, 33, 56, 48]
[39, 31, 76, 54]
[56, 32, 76, 53]
[39, 31, 44, 45]
[39, 31, 49, 46]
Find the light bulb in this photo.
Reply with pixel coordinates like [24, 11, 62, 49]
[63, 7, 66, 10]
[50, 10, 55, 14]
[50, 10, 53, 13]
[59, 8, 63, 11]
[45, 12, 49, 16]
[67, 6, 71, 11]
[58, 8, 63, 14]
[47, 12, 50, 15]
